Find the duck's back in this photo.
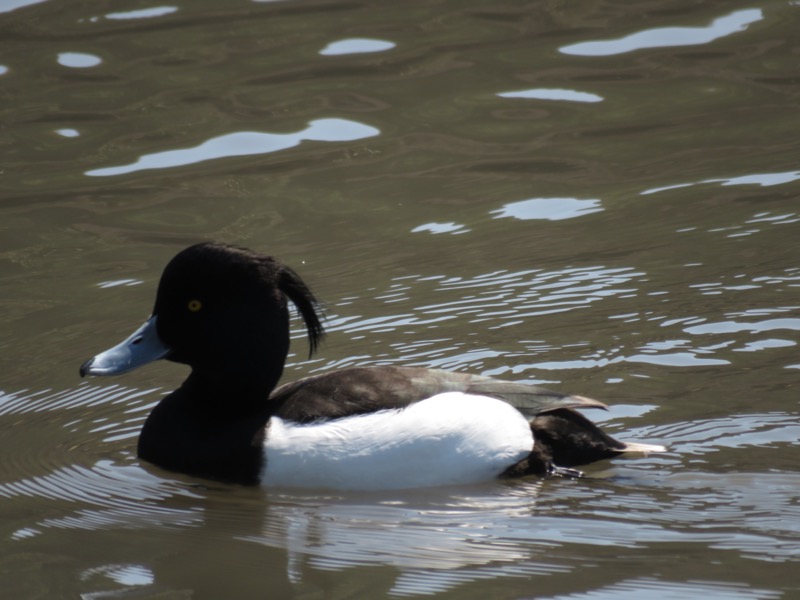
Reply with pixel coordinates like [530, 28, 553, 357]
[269, 365, 605, 422]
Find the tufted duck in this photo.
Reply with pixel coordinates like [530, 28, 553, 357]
[80, 242, 665, 490]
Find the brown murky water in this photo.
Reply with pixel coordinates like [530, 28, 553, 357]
[1, 0, 798, 598]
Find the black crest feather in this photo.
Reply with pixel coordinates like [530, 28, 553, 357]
[277, 264, 326, 357]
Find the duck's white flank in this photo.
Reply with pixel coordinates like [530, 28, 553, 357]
[262, 392, 534, 490]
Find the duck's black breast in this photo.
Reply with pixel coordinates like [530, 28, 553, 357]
[137, 381, 273, 485]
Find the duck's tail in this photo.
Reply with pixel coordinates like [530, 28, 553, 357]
[530, 408, 667, 468]
[616, 440, 667, 453]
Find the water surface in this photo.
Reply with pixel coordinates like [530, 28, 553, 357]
[1, 0, 799, 597]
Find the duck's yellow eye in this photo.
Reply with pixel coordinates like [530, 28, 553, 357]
[187, 299, 203, 312]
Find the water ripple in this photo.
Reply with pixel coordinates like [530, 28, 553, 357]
[320, 266, 645, 335]
[544, 578, 781, 600]
[292, 262, 799, 378]
[2, 380, 797, 596]
[249, 482, 574, 596]
[0, 385, 203, 538]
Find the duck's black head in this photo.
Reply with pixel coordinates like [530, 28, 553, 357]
[154, 243, 324, 372]
[81, 242, 325, 394]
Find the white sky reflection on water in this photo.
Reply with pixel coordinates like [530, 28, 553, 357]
[491, 198, 604, 221]
[85, 118, 380, 177]
[105, 6, 178, 20]
[560, 8, 763, 56]
[411, 222, 469, 235]
[57, 52, 102, 68]
[0, 0, 48, 14]
[320, 38, 396, 55]
[642, 170, 800, 195]
[498, 88, 603, 103]
[55, 128, 80, 138]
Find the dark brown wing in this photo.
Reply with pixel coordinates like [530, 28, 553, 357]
[269, 365, 606, 423]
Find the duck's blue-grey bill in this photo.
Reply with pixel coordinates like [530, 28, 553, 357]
[80, 316, 169, 377]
